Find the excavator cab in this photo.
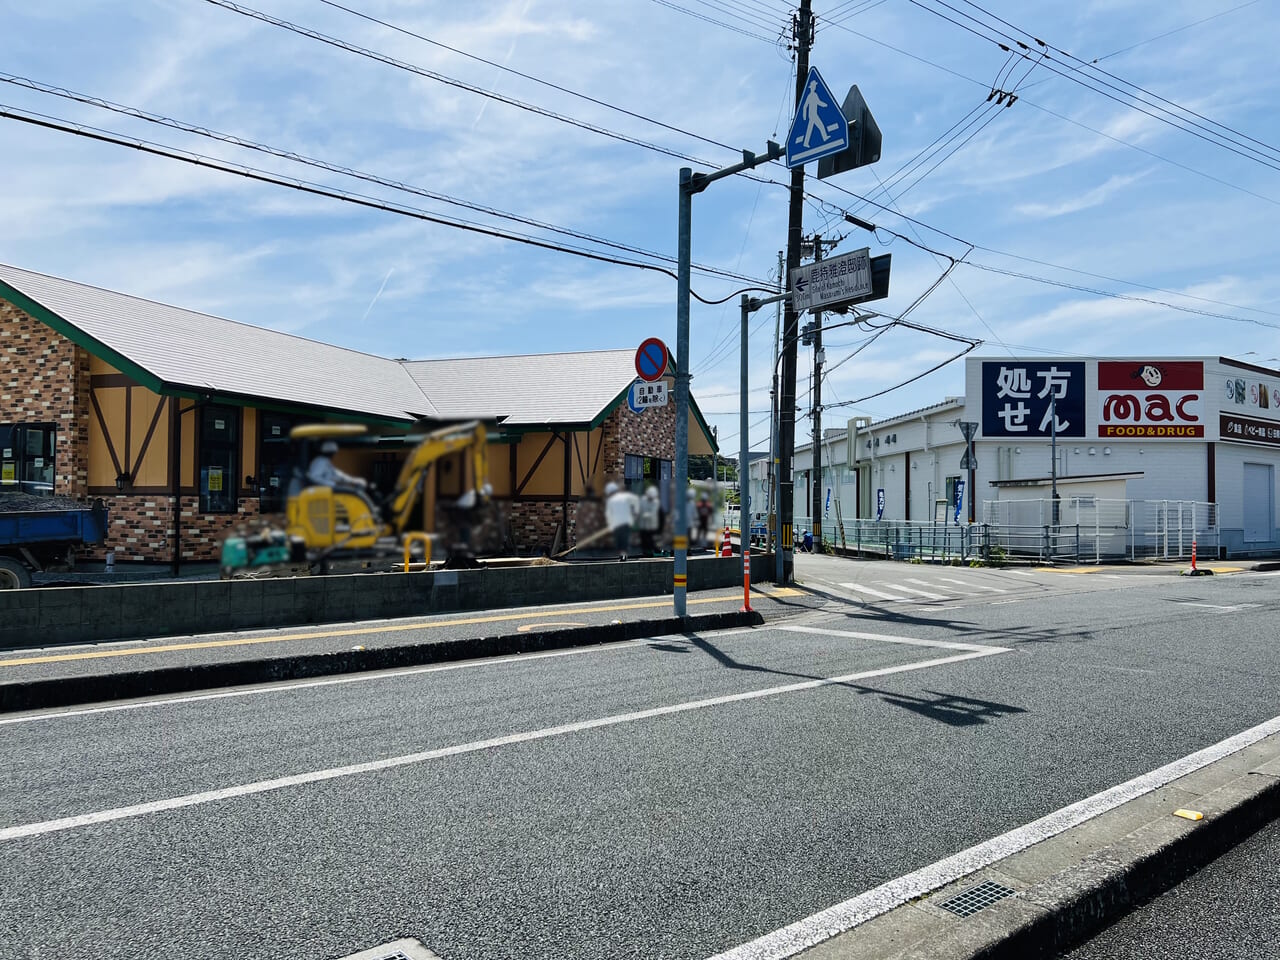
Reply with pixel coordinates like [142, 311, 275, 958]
[285, 424, 386, 551]
[221, 419, 490, 578]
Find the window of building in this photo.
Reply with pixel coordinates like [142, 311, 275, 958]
[623, 454, 672, 499]
[0, 423, 56, 495]
[257, 412, 304, 513]
[624, 453, 645, 493]
[199, 405, 239, 513]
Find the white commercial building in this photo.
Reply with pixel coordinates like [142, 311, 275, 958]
[754, 356, 1280, 558]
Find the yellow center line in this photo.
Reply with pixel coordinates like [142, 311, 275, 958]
[0, 587, 803, 668]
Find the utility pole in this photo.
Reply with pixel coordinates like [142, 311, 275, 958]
[778, 0, 813, 583]
[769, 250, 783, 577]
[808, 235, 825, 544]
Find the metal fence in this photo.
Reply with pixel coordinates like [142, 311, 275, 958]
[797, 516, 986, 563]
[981, 498, 1218, 562]
[793, 497, 1218, 563]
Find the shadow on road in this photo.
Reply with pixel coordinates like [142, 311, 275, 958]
[665, 633, 1027, 728]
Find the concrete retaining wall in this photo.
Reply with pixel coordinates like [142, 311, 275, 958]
[0, 554, 775, 648]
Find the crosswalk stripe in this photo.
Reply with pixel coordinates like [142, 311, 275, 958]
[894, 582, 950, 600]
[937, 577, 1006, 593]
[841, 583, 910, 602]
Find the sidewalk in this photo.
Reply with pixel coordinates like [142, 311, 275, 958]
[0, 582, 819, 713]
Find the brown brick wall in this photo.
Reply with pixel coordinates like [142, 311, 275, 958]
[600, 398, 679, 481]
[0, 299, 91, 497]
[95, 495, 265, 563]
[500, 401, 681, 554]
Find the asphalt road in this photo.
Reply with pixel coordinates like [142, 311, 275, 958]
[2, 559, 1277, 959]
[1058, 819, 1280, 960]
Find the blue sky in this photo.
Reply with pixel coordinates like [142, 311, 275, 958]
[2, 0, 1278, 455]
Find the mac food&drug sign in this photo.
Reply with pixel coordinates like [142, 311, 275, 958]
[1098, 361, 1204, 438]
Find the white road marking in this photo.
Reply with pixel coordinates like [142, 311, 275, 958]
[706, 712, 1280, 960]
[1, 630, 1007, 842]
[1171, 601, 1254, 611]
[938, 578, 1005, 593]
[774, 626, 1004, 655]
[898, 580, 951, 600]
[0, 628, 762, 728]
[841, 583, 910, 602]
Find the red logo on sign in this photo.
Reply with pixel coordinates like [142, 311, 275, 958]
[1097, 361, 1203, 391]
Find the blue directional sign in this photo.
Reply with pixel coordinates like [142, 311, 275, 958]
[786, 67, 849, 168]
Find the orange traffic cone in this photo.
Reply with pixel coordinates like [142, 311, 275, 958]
[720, 529, 733, 557]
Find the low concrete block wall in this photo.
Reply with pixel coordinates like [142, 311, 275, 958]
[0, 554, 776, 648]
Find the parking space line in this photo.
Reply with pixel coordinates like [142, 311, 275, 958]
[1, 630, 1008, 842]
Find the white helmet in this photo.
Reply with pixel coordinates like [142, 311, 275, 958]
[604, 482, 619, 496]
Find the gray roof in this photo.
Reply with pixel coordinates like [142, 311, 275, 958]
[403, 350, 636, 426]
[0, 263, 713, 439]
[0, 263, 437, 422]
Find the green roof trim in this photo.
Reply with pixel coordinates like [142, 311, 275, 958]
[0, 277, 165, 393]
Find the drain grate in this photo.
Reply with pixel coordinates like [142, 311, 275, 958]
[935, 879, 1017, 918]
[340, 939, 442, 960]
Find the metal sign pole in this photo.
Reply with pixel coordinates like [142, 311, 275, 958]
[740, 295, 753, 611]
[673, 168, 693, 616]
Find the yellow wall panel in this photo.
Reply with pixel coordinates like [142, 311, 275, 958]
[486, 443, 513, 497]
[128, 391, 169, 487]
[87, 385, 126, 488]
[513, 433, 569, 496]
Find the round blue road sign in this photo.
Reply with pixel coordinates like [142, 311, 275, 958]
[635, 337, 669, 383]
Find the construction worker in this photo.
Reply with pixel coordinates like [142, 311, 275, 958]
[604, 481, 639, 560]
[307, 440, 367, 495]
[638, 486, 662, 557]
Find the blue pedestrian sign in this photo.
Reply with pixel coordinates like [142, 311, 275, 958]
[786, 67, 849, 168]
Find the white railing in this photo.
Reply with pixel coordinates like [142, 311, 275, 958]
[786, 497, 1218, 563]
[981, 498, 1218, 561]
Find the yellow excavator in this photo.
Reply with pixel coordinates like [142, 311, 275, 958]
[221, 420, 490, 578]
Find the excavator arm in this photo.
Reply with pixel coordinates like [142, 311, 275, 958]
[383, 421, 489, 534]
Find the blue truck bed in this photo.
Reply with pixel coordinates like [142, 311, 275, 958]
[0, 507, 106, 546]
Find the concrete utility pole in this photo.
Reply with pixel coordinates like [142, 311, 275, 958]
[808, 235, 826, 543]
[778, 0, 813, 583]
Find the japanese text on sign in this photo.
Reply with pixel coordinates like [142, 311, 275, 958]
[981, 361, 1085, 438]
[631, 381, 668, 409]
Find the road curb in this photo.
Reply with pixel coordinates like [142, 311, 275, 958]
[0, 610, 764, 713]
[933, 774, 1279, 959]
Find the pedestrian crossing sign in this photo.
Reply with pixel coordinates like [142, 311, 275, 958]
[786, 67, 849, 168]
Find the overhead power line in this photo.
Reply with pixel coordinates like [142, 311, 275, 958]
[314, 0, 755, 159]
[204, 0, 722, 166]
[645, 0, 776, 42]
[821, 14, 1280, 207]
[952, 0, 1280, 160]
[0, 104, 777, 304]
[0, 73, 763, 288]
[903, 0, 1280, 172]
